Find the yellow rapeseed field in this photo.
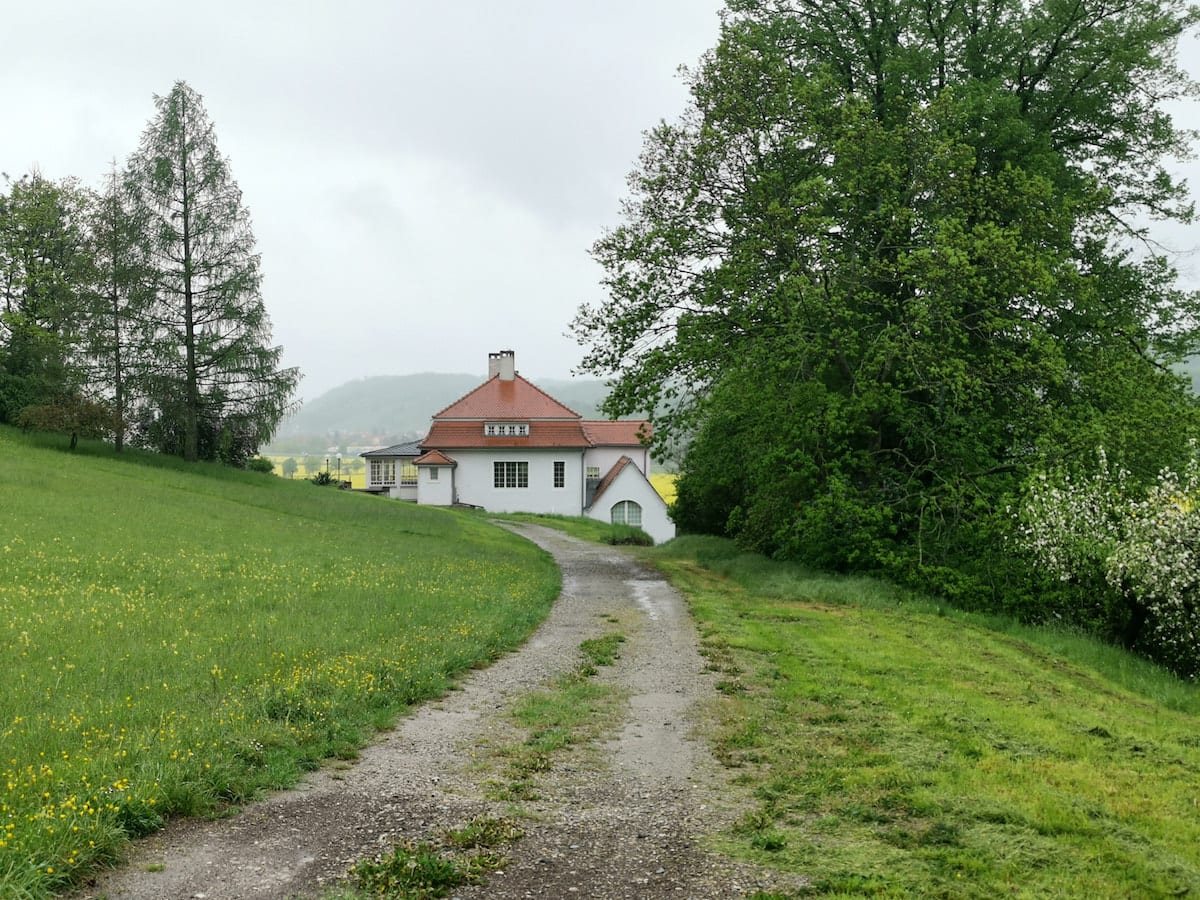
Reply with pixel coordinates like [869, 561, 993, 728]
[651, 472, 677, 505]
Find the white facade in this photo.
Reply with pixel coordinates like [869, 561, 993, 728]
[363, 444, 421, 499]
[585, 446, 650, 479]
[418, 463, 455, 505]
[583, 461, 675, 545]
[388, 483, 418, 501]
[430, 449, 588, 515]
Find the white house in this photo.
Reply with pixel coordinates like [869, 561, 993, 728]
[361, 440, 421, 500]
[362, 350, 675, 544]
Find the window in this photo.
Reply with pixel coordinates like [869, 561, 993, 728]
[586, 465, 601, 479]
[484, 422, 529, 437]
[400, 463, 418, 485]
[493, 461, 528, 488]
[553, 461, 565, 488]
[611, 500, 642, 527]
[370, 459, 396, 486]
[429, 467, 439, 481]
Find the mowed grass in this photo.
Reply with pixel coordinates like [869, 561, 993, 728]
[654, 536, 1200, 898]
[0, 428, 559, 898]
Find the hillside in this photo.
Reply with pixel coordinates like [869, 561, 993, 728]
[662, 535, 1200, 896]
[269, 373, 615, 452]
[0, 427, 559, 897]
[6, 427, 1200, 896]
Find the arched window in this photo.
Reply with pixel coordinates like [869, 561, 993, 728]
[611, 500, 642, 527]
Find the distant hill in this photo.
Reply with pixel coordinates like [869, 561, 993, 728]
[267, 372, 615, 453]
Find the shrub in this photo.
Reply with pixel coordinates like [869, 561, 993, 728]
[1015, 447, 1200, 678]
[16, 397, 117, 449]
[247, 456, 274, 474]
[605, 524, 653, 546]
[310, 470, 338, 486]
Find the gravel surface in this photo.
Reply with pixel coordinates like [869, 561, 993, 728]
[75, 523, 802, 899]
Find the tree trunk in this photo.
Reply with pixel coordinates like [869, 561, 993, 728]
[179, 93, 200, 463]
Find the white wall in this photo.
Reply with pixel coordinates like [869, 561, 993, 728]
[418, 465, 455, 505]
[585, 464, 675, 545]
[584, 446, 651, 478]
[451, 449, 586, 515]
[388, 484, 418, 501]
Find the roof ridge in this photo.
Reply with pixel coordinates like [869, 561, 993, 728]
[432, 373, 583, 421]
[518, 374, 583, 419]
[429, 373, 496, 419]
[414, 449, 456, 466]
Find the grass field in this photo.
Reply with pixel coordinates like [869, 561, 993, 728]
[262, 455, 368, 490]
[654, 536, 1200, 898]
[0, 428, 559, 898]
[9, 429, 1200, 898]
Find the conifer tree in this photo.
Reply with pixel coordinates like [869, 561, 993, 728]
[126, 81, 298, 462]
[86, 162, 150, 452]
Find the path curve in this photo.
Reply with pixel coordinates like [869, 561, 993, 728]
[77, 524, 793, 899]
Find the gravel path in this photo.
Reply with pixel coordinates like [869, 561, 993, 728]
[76, 524, 799, 899]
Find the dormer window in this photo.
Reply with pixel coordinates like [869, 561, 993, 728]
[484, 422, 529, 437]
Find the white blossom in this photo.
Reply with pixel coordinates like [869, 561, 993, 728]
[1014, 445, 1200, 678]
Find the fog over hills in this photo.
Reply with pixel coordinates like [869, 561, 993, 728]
[267, 372, 614, 452]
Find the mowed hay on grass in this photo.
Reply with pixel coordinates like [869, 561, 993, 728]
[657, 536, 1200, 899]
[0, 428, 559, 898]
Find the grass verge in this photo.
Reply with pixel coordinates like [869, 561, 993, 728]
[345, 816, 522, 899]
[488, 630, 625, 803]
[489, 512, 653, 546]
[0, 427, 559, 898]
[652, 535, 1200, 898]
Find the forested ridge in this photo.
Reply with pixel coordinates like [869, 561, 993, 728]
[269, 373, 615, 453]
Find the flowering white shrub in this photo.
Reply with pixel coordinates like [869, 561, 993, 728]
[1015, 446, 1200, 679]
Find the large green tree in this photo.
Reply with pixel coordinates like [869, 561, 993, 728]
[0, 172, 96, 425]
[575, 0, 1200, 598]
[126, 81, 298, 463]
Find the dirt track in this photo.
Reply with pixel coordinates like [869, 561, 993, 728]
[76, 524, 799, 899]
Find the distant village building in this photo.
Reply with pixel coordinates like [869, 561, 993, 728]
[362, 350, 674, 543]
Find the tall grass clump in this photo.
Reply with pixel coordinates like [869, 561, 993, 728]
[0, 427, 559, 897]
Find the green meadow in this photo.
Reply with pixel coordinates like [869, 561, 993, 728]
[654, 537, 1200, 899]
[0, 428, 559, 898]
[7, 427, 1200, 899]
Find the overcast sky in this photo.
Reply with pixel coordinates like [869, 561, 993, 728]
[3, 4, 1197, 401]
[2, 1, 724, 400]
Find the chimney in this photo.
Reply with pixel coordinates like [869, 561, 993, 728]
[489, 350, 516, 381]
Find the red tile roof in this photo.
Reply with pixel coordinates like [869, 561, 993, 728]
[433, 374, 582, 420]
[582, 420, 650, 447]
[413, 449, 456, 466]
[588, 456, 634, 508]
[424, 420, 592, 450]
[418, 373, 653, 453]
